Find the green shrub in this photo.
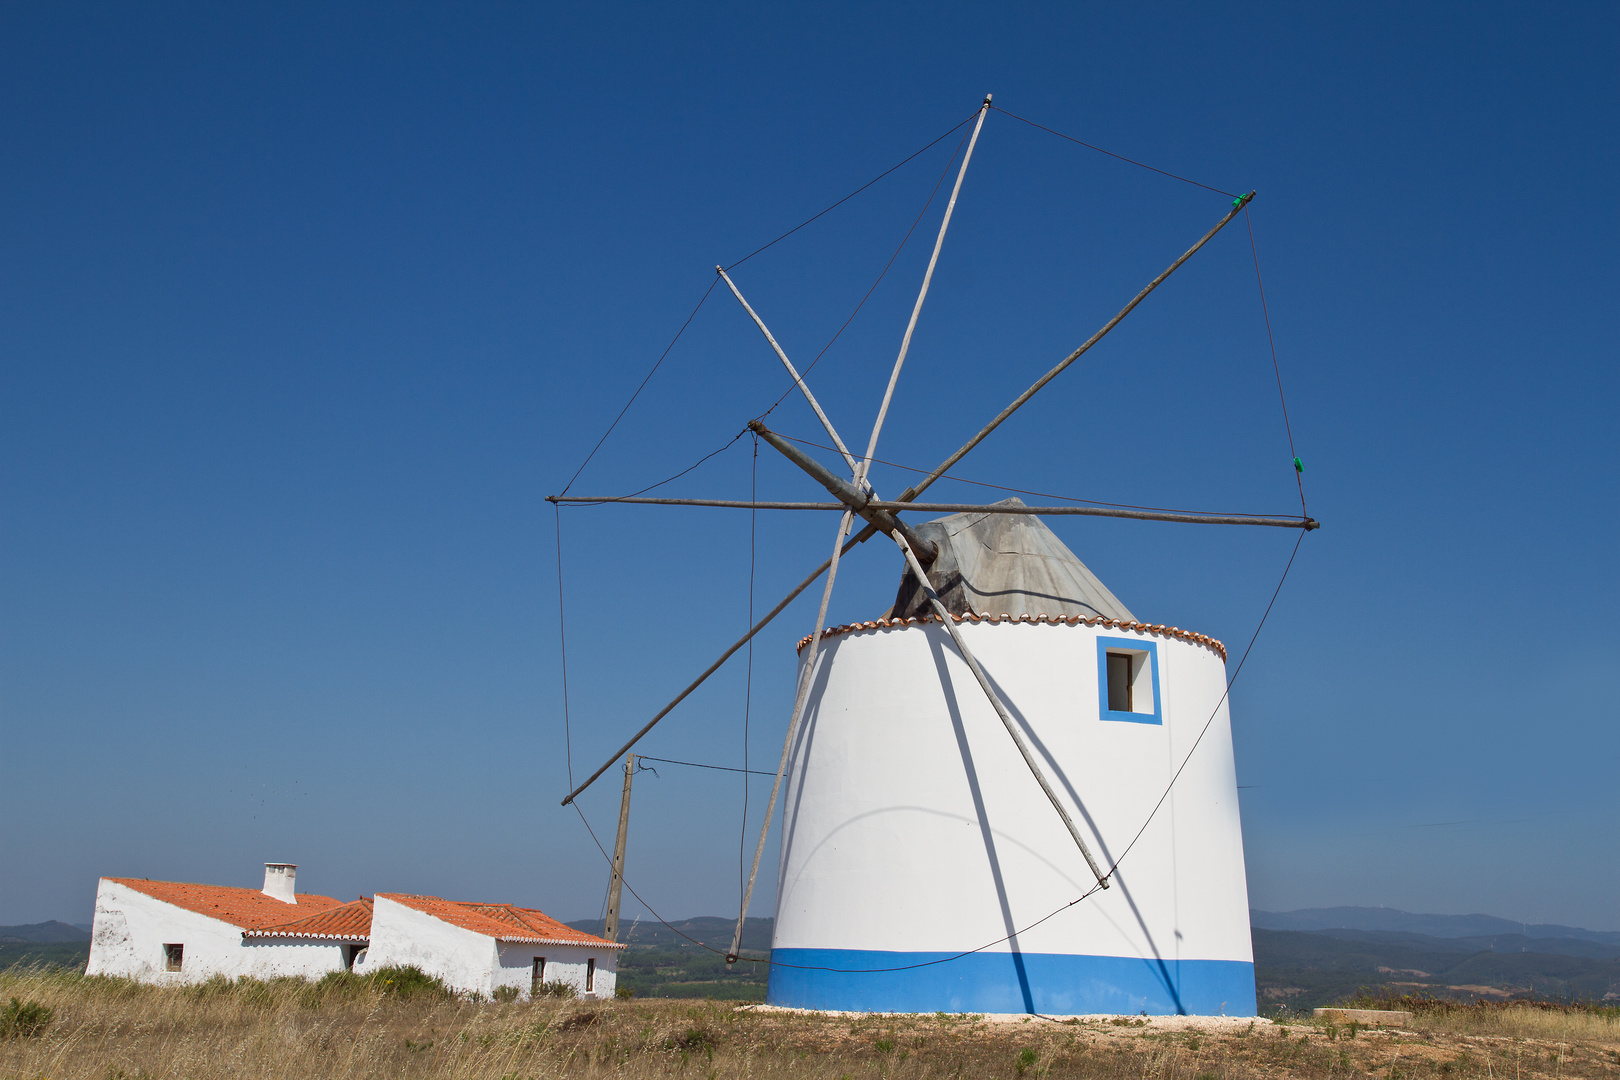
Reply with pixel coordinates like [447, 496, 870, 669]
[0, 997, 52, 1039]
[493, 985, 520, 1003]
[614, 983, 634, 1000]
[668, 1026, 715, 1051]
[539, 979, 576, 999]
[312, 970, 367, 999]
[368, 965, 452, 1001]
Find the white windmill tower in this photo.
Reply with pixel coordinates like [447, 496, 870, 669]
[553, 95, 1313, 1016]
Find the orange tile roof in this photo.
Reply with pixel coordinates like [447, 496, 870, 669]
[107, 878, 345, 932]
[244, 898, 373, 942]
[378, 894, 625, 949]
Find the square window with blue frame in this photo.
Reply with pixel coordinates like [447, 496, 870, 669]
[1096, 637, 1161, 724]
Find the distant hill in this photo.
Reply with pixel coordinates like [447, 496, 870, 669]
[566, 916, 774, 954]
[1252, 928, 1620, 1010]
[1252, 907, 1620, 946]
[0, 921, 91, 944]
[566, 917, 774, 1001]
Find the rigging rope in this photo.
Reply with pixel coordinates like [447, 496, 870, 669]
[555, 503, 575, 791]
[616, 429, 749, 500]
[559, 277, 720, 497]
[562, 113, 977, 500]
[757, 121, 973, 422]
[724, 111, 979, 272]
[740, 434, 758, 905]
[990, 106, 1237, 198]
[768, 430, 1304, 520]
[1244, 207, 1309, 517]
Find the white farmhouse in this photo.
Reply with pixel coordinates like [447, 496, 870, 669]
[360, 893, 623, 999]
[87, 863, 371, 983]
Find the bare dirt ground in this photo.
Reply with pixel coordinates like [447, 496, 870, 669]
[3, 968, 1616, 1079]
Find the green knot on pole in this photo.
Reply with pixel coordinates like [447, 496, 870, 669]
[1233, 191, 1254, 211]
[1294, 456, 1304, 473]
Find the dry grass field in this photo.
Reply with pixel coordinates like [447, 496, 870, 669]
[3, 968, 1617, 1080]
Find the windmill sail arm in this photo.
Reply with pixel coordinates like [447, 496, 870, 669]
[718, 268, 860, 475]
[749, 421, 939, 561]
[559, 517, 880, 806]
[897, 192, 1256, 502]
[547, 495, 1317, 530]
[892, 531, 1110, 889]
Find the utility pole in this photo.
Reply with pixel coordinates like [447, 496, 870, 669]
[603, 754, 634, 942]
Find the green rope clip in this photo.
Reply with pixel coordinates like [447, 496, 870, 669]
[1293, 457, 1303, 473]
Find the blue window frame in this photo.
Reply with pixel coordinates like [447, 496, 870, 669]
[1096, 637, 1162, 725]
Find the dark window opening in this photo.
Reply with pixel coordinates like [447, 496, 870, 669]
[585, 958, 595, 992]
[164, 943, 183, 972]
[344, 944, 364, 970]
[531, 958, 546, 995]
[1106, 652, 1133, 712]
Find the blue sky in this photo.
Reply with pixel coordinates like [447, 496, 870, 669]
[3, 3, 1615, 931]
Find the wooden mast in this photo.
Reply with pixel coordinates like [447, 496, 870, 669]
[603, 753, 635, 942]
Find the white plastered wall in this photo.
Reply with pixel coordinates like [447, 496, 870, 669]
[362, 896, 616, 1000]
[774, 621, 1251, 966]
[494, 941, 615, 1000]
[85, 879, 350, 983]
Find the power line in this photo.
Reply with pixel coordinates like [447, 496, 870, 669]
[636, 755, 774, 778]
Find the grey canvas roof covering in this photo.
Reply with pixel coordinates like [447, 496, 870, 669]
[888, 497, 1136, 622]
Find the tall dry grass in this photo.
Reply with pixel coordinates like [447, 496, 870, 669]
[4, 967, 1618, 1079]
[1343, 994, 1620, 1047]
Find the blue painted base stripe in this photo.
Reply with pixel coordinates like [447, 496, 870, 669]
[767, 948, 1256, 1016]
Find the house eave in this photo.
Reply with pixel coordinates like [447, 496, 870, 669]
[492, 935, 628, 950]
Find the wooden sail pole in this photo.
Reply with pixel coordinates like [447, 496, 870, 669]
[891, 531, 1110, 889]
[857, 94, 990, 484]
[747, 422, 939, 558]
[547, 494, 1319, 531]
[894, 191, 1255, 501]
[728, 103, 991, 954]
[717, 268, 860, 475]
[603, 753, 635, 942]
[725, 506, 857, 962]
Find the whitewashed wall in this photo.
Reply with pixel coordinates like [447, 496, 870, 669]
[495, 940, 615, 1000]
[363, 896, 616, 1000]
[770, 620, 1253, 1014]
[85, 879, 350, 983]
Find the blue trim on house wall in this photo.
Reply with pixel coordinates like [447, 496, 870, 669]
[767, 948, 1255, 1016]
[1096, 637, 1162, 724]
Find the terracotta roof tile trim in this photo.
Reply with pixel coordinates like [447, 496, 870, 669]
[377, 894, 627, 950]
[243, 899, 373, 942]
[796, 612, 1227, 662]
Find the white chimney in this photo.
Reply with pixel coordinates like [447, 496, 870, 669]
[262, 863, 297, 904]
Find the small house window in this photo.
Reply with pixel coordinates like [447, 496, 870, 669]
[344, 944, 364, 970]
[164, 943, 183, 972]
[531, 958, 546, 994]
[585, 958, 595, 992]
[1106, 652, 1133, 712]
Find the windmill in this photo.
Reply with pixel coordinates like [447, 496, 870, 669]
[551, 95, 1315, 1015]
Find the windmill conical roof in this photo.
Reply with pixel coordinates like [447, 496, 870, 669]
[888, 498, 1135, 622]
